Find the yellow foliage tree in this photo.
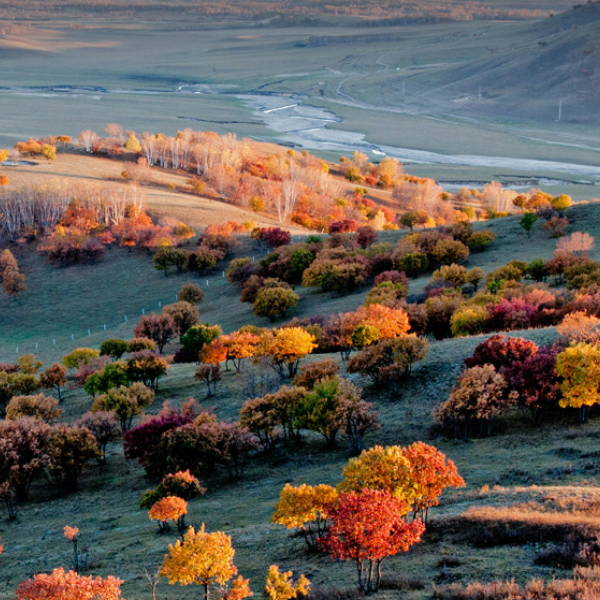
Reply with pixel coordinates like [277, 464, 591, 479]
[272, 483, 338, 549]
[556, 342, 600, 423]
[161, 525, 252, 600]
[339, 445, 415, 513]
[258, 328, 316, 377]
[264, 566, 310, 600]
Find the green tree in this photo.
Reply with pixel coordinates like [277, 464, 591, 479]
[520, 212, 538, 238]
[253, 287, 299, 322]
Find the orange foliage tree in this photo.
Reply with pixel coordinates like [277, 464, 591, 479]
[161, 525, 252, 600]
[63, 525, 80, 572]
[224, 332, 260, 372]
[149, 495, 188, 537]
[339, 443, 464, 522]
[16, 568, 124, 600]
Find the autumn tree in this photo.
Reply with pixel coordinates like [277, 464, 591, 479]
[63, 348, 100, 369]
[177, 323, 222, 363]
[134, 313, 178, 353]
[272, 483, 339, 550]
[557, 232, 595, 256]
[160, 525, 252, 600]
[258, 328, 316, 377]
[163, 301, 200, 336]
[140, 469, 206, 509]
[253, 287, 299, 322]
[347, 336, 428, 388]
[6, 394, 62, 423]
[0, 417, 51, 517]
[75, 411, 120, 463]
[399, 441, 464, 523]
[100, 339, 130, 360]
[40, 363, 68, 401]
[179, 283, 205, 304]
[339, 445, 415, 507]
[509, 345, 561, 425]
[264, 566, 310, 600]
[126, 351, 168, 390]
[149, 496, 188, 537]
[0, 249, 26, 297]
[49, 424, 100, 492]
[293, 359, 340, 390]
[195, 364, 222, 397]
[556, 342, 600, 423]
[92, 382, 155, 432]
[434, 364, 517, 439]
[224, 331, 260, 372]
[63, 526, 80, 572]
[320, 489, 425, 594]
[16, 568, 124, 600]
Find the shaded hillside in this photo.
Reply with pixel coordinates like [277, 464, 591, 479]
[407, 2, 600, 124]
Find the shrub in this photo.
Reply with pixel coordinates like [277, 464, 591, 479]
[178, 283, 205, 304]
[467, 230, 495, 250]
[253, 287, 299, 322]
[99, 339, 129, 360]
[450, 306, 487, 337]
[432, 238, 469, 265]
[128, 337, 157, 352]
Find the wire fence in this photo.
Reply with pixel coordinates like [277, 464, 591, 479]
[2, 268, 238, 360]
[1, 238, 311, 360]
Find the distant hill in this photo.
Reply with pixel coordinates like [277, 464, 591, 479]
[409, 2, 600, 125]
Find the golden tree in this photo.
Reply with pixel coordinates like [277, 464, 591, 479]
[272, 483, 338, 549]
[161, 525, 252, 600]
[258, 328, 316, 377]
[556, 342, 600, 423]
[264, 566, 310, 600]
[339, 445, 415, 512]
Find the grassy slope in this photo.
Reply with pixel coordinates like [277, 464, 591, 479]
[3, 158, 600, 597]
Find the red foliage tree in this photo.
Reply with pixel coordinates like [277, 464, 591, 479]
[320, 489, 425, 593]
[464, 334, 538, 371]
